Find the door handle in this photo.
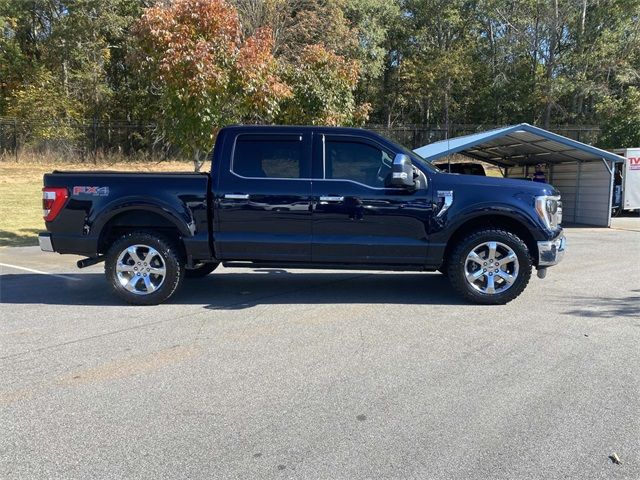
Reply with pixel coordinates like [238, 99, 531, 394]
[319, 195, 344, 203]
[224, 193, 250, 200]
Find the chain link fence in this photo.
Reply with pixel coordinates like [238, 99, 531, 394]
[0, 117, 603, 162]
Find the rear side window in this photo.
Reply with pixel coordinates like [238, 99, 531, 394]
[232, 135, 305, 179]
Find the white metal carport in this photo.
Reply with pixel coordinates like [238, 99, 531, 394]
[414, 123, 626, 227]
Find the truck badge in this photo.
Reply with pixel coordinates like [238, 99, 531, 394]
[73, 186, 109, 196]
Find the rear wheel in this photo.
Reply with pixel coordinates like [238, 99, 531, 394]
[447, 229, 532, 305]
[185, 261, 219, 278]
[105, 231, 184, 305]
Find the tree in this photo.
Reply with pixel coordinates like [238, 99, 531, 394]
[134, 0, 290, 169]
[597, 87, 640, 148]
[7, 68, 83, 144]
[277, 44, 369, 125]
[232, 0, 357, 59]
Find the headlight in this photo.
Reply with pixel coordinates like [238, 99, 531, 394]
[535, 195, 562, 230]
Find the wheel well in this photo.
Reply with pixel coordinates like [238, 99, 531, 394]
[98, 210, 184, 255]
[443, 215, 539, 267]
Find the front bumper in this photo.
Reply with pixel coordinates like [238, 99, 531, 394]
[537, 232, 566, 267]
[38, 233, 54, 252]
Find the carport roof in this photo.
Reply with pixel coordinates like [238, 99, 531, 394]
[413, 123, 625, 166]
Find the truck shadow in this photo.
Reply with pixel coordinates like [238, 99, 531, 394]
[0, 270, 466, 308]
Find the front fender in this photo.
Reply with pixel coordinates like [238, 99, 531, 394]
[442, 201, 545, 242]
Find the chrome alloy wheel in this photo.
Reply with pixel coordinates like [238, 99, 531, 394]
[115, 244, 166, 295]
[464, 241, 519, 295]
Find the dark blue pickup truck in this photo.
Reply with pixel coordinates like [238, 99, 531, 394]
[39, 125, 565, 305]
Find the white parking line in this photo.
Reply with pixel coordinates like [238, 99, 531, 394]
[0, 262, 81, 281]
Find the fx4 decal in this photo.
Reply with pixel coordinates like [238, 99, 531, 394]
[73, 186, 110, 196]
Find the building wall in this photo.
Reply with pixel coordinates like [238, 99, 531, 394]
[505, 161, 612, 227]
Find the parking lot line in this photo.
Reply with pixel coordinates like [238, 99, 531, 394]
[0, 262, 81, 281]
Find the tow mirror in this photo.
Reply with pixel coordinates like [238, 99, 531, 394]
[388, 153, 416, 189]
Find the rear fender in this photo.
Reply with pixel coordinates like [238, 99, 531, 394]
[90, 197, 195, 238]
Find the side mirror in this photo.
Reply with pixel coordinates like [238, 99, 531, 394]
[388, 153, 416, 189]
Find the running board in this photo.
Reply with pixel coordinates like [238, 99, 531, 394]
[221, 261, 433, 272]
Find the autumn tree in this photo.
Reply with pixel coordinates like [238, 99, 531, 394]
[134, 0, 290, 169]
[231, 0, 371, 125]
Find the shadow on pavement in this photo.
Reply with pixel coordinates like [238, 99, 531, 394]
[0, 270, 466, 308]
[563, 293, 640, 319]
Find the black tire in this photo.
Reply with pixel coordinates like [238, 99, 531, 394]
[185, 261, 219, 278]
[105, 231, 184, 305]
[447, 228, 532, 305]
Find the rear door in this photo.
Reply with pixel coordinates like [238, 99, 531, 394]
[213, 131, 312, 261]
[311, 133, 432, 264]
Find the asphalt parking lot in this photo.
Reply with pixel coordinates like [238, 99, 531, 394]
[1, 223, 639, 479]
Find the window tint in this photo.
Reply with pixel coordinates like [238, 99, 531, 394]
[325, 139, 392, 188]
[233, 136, 304, 178]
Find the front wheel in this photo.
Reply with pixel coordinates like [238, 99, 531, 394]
[447, 229, 532, 305]
[105, 231, 184, 305]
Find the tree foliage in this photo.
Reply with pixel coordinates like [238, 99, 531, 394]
[278, 44, 368, 125]
[1, 0, 639, 151]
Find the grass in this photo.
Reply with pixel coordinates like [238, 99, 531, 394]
[0, 155, 198, 247]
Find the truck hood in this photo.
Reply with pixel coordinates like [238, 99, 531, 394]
[434, 172, 559, 197]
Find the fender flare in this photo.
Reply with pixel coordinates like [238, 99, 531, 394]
[442, 202, 545, 244]
[90, 197, 195, 240]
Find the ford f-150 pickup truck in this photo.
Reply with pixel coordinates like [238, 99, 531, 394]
[39, 125, 565, 305]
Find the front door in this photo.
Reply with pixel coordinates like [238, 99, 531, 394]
[214, 132, 313, 262]
[311, 134, 432, 265]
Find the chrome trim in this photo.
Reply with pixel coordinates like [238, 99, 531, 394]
[229, 169, 407, 192]
[229, 170, 311, 181]
[38, 233, 54, 252]
[436, 190, 453, 218]
[319, 195, 344, 203]
[227, 131, 424, 192]
[538, 232, 566, 267]
[229, 133, 426, 192]
[322, 134, 326, 179]
[224, 193, 250, 200]
[313, 178, 407, 191]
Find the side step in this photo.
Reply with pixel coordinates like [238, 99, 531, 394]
[221, 261, 433, 272]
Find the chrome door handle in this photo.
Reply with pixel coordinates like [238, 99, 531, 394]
[224, 193, 250, 200]
[319, 195, 344, 203]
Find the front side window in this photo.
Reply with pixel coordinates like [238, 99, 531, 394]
[233, 135, 305, 178]
[325, 139, 393, 188]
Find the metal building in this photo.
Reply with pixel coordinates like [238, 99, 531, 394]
[414, 123, 626, 227]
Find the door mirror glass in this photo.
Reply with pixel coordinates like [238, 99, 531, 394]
[388, 153, 416, 189]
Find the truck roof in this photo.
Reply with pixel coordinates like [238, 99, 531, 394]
[220, 124, 380, 136]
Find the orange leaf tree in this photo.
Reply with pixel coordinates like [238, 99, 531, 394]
[134, 0, 289, 168]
